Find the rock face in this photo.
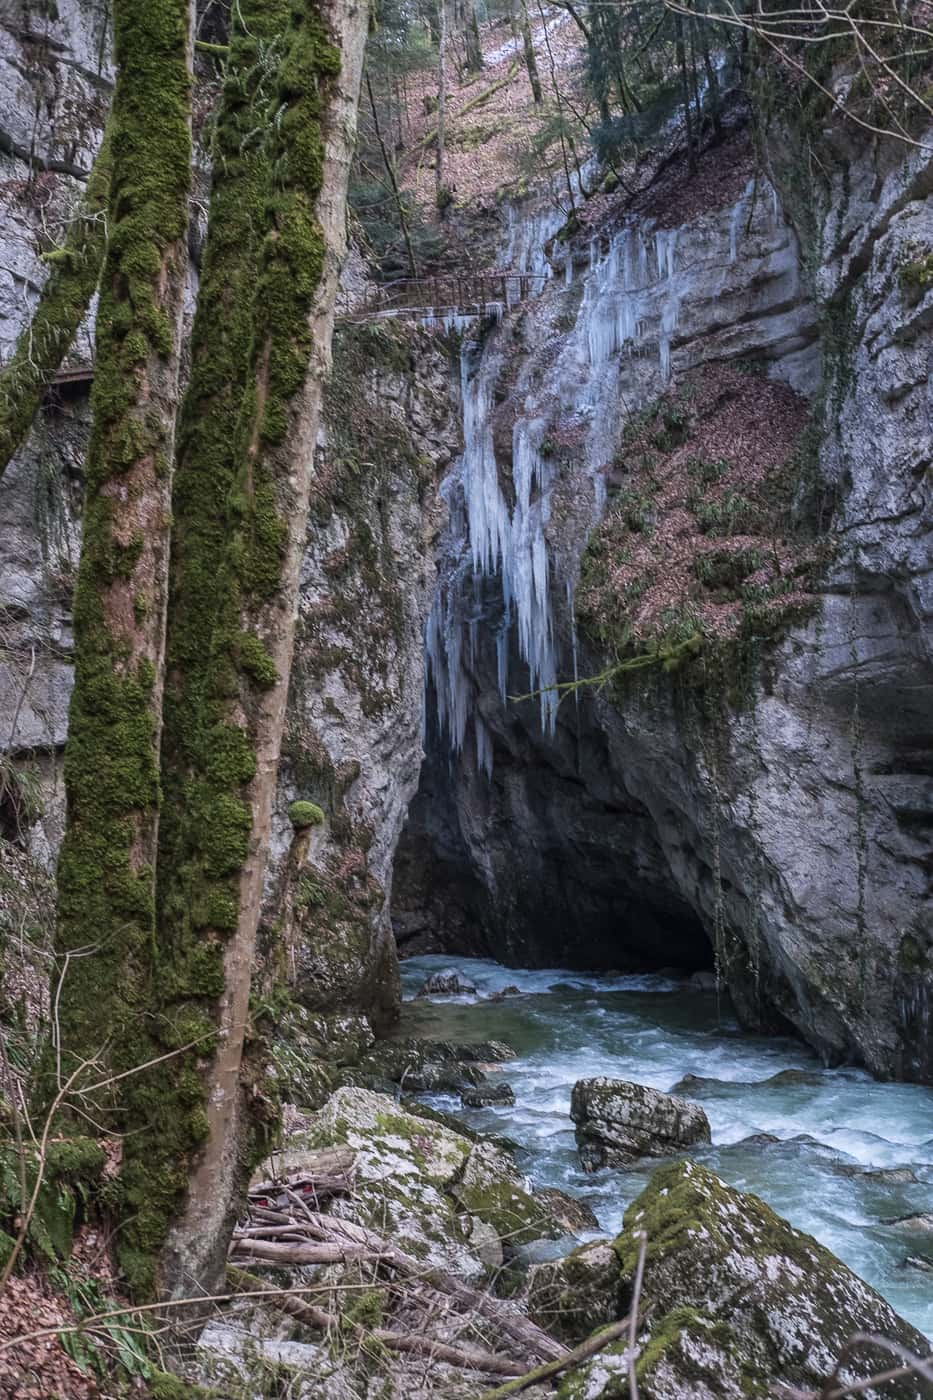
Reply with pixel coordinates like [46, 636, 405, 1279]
[571, 1078, 711, 1170]
[393, 119, 933, 1083]
[557, 1160, 931, 1399]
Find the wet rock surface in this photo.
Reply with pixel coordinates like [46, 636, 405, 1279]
[557, 1159, 932, 1399]
[416, 969, 479, 997]
[571, 1077, 712, 1170]
[462, 1082, 515, 1107]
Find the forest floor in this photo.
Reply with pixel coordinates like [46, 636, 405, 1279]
[397, 5, 591, 218]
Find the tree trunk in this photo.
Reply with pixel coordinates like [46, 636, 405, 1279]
[436, 0, 448, 205]
[519, 0, 542, 105]
[0, 132, 111, 480]
[53, 0, 193, 1096]
[464, 0, 484, 72]
[117, 0, 295, 1303]
[676, 15, 698, 174]
[366, 72, 418, 277]
[156, 0, 369, 1301]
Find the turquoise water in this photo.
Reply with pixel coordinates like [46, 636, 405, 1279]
[397, 954, 933, 1337]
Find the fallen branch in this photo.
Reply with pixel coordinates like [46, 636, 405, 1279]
[227, 1265, 524, 1377]
[476, 1314, 641, 1399]
[228, 1238, 387, 1267]
[283, 1210, 567, 1364]
[419, 63, 521, 151]
[232, 1205, 566, 1364]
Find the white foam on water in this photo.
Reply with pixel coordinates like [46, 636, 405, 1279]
[399, 954, 933, 1337]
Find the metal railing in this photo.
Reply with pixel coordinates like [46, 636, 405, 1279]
[336, 270, 550, 323]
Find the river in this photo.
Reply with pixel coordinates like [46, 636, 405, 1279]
[397, 953, 933, 1337]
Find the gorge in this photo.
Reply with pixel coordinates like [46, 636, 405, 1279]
[0, 0, 931, 1395]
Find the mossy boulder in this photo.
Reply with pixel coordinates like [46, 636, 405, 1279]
[528, 1240, 621, 1344]
[287, 1087, 481, 1276]
[561, 1159, 931, 1398]
[571, 1078, 710, 1170]
[284, 1087, 568, 1280]
[267, 1005, 376, 1109]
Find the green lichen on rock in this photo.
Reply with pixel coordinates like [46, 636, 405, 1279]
[288, 800, 325, 829]
[899, 247, 933, 303]
[607, 1159, 930, 1398]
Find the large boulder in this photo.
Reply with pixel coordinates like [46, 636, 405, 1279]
[570, 1078, 711, 1170]
[288, 1087, 568, 1277]
[557, 1160, 931, 1398]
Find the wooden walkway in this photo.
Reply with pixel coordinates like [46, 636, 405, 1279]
[336, 270, 549, 324]
[38, 271, 544, 397]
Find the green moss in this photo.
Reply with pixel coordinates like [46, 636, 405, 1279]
[236, 632, 278, 688]
[288, 800, 325, 829]
[119, 0, 344, 1296]
[0, 130, 112, 479]
[455, 1179, 560, 1247]
[899, 248, 933, 302]
[149, 1372, 214, 1399]
[0, 1135, 105, 1267]
[53, 2, 194, 1187]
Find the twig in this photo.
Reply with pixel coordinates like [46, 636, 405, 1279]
[476, 1312, 645, 1399]
[628, 1230, 647, 1400]
[227, 1265, 525, 1377]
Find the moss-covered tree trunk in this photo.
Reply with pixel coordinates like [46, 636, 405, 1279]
[53, 3, 193, 1082]
[0, 135, 111, 480]
[152, 0, 369, 1299]
[129, 0, 304, 1301]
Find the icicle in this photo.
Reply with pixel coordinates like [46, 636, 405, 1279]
[729, 179, 755, 264]
[475, 714, 494, 777]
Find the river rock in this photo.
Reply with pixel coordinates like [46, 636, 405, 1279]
[556, 1159, 931, 1398]
[885, 1212, 933, 1233]
[415, 968, 478, 997]
[571, 1077, 711, 1170]
[350, 1035, 514, 1095]
[461, 1082, 515, 1107]
[689, 970, 718, 990]
[451, 1138, 569, 1253]
[532, 1187, 600, 1234]
[284, 1086, 566, 1280]
[528, 1240, 620, 1345]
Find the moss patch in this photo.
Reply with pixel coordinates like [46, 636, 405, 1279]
[287, 800, 325, 830]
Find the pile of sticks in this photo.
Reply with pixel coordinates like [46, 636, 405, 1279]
[228, 1146, 586, 1380]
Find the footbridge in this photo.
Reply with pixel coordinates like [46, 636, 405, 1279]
[335, 270, 550, 326]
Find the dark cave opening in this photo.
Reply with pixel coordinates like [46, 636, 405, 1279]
[390, 726, 717, 977]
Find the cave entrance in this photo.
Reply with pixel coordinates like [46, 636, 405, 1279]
[390, 738, 716, 978]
